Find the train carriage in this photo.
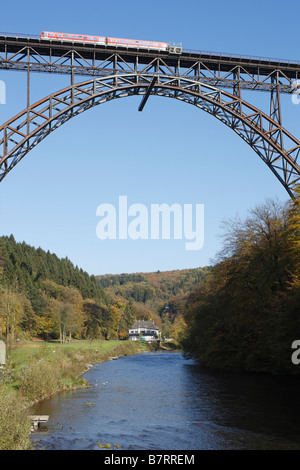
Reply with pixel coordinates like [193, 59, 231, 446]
[40, 31, 106, 44]
[106, 36, 169, 51]
[40, 31, 182, 54]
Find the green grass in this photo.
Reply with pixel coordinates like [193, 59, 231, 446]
[8, 339, 122, 369]
[3, 339, 146, 401]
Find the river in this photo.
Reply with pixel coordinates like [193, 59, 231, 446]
[30, 351, 300, 450]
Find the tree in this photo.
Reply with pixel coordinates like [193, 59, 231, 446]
[0, 286, 27, 347]
[52, 300, 75, 344]
[286, 185, 300, 272]
[83, 299, 107, 339]
[182, 195, 300, 374]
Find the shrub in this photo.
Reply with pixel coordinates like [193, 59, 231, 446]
[20, 361, 62, 401]
[0, 386, 32, 450]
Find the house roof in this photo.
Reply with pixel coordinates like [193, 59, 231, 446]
[131, 320, 159, 330]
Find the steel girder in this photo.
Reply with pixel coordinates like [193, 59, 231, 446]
[0, 73, 299, 196]
[0, 36, 299, 94]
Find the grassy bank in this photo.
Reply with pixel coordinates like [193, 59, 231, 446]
[0, 339, 149, 450]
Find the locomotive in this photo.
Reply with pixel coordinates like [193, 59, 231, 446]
[40, 31, 182, 54]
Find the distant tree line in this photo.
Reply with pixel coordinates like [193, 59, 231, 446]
[97, 273, 145, 288]
[97, 267, 209, 304]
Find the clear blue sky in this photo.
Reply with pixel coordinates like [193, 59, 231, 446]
[0, 0, 299, 275]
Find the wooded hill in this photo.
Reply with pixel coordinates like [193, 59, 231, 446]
[97, 267, 210, 339]
[0, 235, 207, 343]
[97, 268, 209, 302]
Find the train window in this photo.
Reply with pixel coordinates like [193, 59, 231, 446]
[64, 35, 67, 38]
[59, 34, 62, 37]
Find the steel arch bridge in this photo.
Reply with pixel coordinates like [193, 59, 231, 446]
[0, 32, 300, 197]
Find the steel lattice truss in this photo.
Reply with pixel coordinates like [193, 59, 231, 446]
[1, 34, 300, 92]
[0, 34, 300, 195]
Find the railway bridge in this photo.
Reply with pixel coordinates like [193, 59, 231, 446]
[0, 32, 300, 197]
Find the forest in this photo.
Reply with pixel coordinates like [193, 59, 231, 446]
[0, 235, 204, 345]
[0, 236, 133, 344]
[97, 266, 209, 339]
[182, 187, 300, 375]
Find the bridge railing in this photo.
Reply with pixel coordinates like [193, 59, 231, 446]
[0, 31, 40, 40]
[182, 48, 300, 66]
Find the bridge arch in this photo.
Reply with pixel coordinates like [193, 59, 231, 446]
[0, 73, 299, 196]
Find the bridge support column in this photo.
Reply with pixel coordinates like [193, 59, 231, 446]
[71, 51, 74, 104]
[233, 68, 241, 98]
[268, 73, 283, 162]
[27, 48, 30, 135]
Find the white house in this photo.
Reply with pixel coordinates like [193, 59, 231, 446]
[129, 320, 160, 342]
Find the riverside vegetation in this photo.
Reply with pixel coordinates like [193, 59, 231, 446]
[182, 187, 300, 375]
[0, 339, 151, 450]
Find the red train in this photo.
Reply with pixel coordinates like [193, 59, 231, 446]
[40, 31, 182, 54]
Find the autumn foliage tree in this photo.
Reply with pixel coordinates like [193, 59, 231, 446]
[182, 188, 300, 375]
[0, 286, 28, 347]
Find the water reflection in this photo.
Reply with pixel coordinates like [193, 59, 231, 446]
[30, 352, 300, 450]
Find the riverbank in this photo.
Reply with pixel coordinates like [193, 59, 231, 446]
[0, 339, 153, 450]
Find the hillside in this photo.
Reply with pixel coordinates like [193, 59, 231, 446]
[0, 235, 209, 342]
[97, 268, 209, 301]
[96, 267, 210, 338]
[0, 235, 114, 342]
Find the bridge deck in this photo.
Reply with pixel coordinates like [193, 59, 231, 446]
[0, 34, 300, 81]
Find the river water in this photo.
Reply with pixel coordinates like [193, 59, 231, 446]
[30, 351, 300, 450]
